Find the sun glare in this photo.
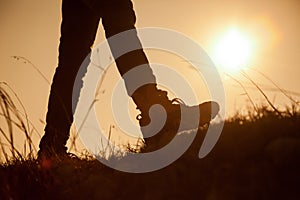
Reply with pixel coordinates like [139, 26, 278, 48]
[212, 28, 253, 73]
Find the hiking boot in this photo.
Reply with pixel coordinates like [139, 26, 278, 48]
[37, 128, 71, 168]
[37, 146, 67, 169]
[37, 147, 80, 170]
[133, 86, 219, 152]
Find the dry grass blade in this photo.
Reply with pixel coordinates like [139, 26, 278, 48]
[0, 83, 39, 162]
[241, 70, 283, 117]
[224, 72, 258, 112]
[249, 67, 299, 105]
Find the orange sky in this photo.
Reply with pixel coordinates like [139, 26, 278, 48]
[1, 0, 300, 144]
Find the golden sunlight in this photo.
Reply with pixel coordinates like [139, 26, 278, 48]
[212, 28, 253, 73]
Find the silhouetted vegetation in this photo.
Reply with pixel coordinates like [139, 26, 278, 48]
[1, 105, 299, 199]
[1, 79, 300, 199]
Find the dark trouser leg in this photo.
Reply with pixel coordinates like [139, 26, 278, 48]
[39, 0, 100, 155]
[101, 0, 158, 111]
[101, 1, 172, 151]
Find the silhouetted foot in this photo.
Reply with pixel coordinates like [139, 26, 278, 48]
[37, 147, 78, 169]
[138, 96, 219, 152]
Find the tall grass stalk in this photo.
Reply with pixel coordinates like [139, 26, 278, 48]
[0, 82, 38, 162]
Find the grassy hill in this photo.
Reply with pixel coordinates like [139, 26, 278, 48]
[1, 107, 299, 200]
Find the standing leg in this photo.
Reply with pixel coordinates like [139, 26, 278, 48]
[39, 0, 100, 157]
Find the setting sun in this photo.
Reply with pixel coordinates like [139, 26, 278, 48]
[212, 28, 253, 72]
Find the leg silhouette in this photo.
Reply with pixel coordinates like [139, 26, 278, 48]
[38, 0, 219, 160]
